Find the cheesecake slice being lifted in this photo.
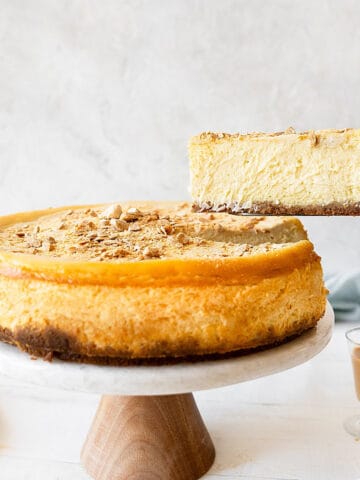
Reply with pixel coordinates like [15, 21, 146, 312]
[189, 128, 360, 215]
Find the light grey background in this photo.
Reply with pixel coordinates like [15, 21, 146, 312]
[0, 0, 359, 275]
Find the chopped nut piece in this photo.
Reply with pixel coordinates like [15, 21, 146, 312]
[120, 208, 142, 222]
[128, 224, 141, 232]
[84, 208, 98, 216]
[146, 213, 160, 222]
[99, 219, 110, 228]
[15, 232, 25, 238]
[158, 221, 173, 235]
[285, 126, 296, 134]
[309, 130, 319, 146]
[26, 235, 42, 248]
[112, 247, 128, 257]
[215, 205, 226, 212]
[101, 204, 122, 219]
[78, 240, 89, 246]
[42, 237, 56, 252]
[58, 222, 66, 230]
[143, 246, 160, 258]
[110, 218, 128, 231]
[196, 239, 207, 246]
[157, 226, 169, 236]
[43, 351, 53, 362]
[76, 220, 96, 231]
[103, 240, 116, 246]
[98, 246, 127, 260]
[99, 252, 111, 260]
[128, 207, 140, 214]
[175, 232, 190, 245]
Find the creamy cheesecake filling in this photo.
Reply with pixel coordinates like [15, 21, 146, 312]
[190, 128, 360, 208]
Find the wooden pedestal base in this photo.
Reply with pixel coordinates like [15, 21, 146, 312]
[81, 393, 215, 480]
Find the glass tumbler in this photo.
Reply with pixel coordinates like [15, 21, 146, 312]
[344, 327, 360, 437]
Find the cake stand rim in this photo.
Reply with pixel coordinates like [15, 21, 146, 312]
[0, 301, 333, 395]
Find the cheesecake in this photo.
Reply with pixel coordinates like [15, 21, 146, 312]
[0, 202, 327, 364]
[189, 128, 360, 215]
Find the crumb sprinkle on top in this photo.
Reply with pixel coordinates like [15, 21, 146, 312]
[0, 202, 305, 262]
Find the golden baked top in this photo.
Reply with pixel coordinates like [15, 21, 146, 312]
[0, 202, 307, 263]
[0, 202, 318, 287]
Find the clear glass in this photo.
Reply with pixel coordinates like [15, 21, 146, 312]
[344, 327, 360, 437]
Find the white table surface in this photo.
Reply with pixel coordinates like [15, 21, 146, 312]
[0, 321, 359, 480]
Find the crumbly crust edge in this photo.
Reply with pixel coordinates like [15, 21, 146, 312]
[193, 201, 360, 216]
[0, 316, 321, 366]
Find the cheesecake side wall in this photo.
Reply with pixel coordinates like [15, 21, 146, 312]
[0, 258, 326, 361]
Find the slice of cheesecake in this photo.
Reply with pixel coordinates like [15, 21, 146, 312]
[189, 128, 360, 215]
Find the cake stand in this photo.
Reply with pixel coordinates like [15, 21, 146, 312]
[0, 301, 333, 480]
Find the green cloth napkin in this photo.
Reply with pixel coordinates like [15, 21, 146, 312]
[326, 271, 360, 322]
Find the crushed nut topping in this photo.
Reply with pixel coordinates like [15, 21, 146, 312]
[0, 203, 296, 263]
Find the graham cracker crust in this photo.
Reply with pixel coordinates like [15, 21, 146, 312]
[0, 319, 319, 366]
[193, 201, 360, 216]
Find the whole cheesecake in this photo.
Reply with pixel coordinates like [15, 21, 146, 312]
[0, 202, 327, 364]
[189, 128, 360, 215]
